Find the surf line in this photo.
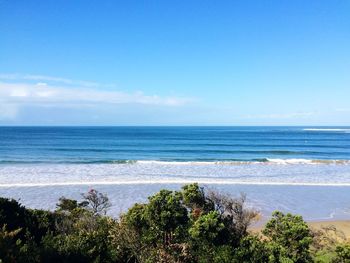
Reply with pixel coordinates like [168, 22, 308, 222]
[1, 180, 350, 187]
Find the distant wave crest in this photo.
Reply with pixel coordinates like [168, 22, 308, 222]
[1, 158, 350, 165]
[304, 128, 350, 133]
[135, 159, 350, 165]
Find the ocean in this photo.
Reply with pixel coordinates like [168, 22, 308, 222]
[0, 126, 350, 220]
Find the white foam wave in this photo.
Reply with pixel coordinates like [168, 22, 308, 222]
[136, 159, 350, 165]
[265, 159, 350, 165]
[1, 161, 350, 187]
[1, 180, 350, 188]
[136, 160, 259, 165]
[266, 158, 312, 164]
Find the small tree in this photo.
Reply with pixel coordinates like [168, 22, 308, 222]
[206, 191, 259, 244]
[145, 190, 189, 245]
[189, 211, 226, 262]
[189, 211, 225, 245]
[81, 189, 111, 216]
[56, 197, 78, 212]
[263, 211, 313, 263]
[333, 244, 350, 263]
[233, 235, 270, 263]
[182, 183, 207, 210]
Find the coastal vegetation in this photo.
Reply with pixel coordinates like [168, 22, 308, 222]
[0, 184, 349, 263]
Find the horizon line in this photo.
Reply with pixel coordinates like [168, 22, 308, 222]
[1, 125, 350, 128]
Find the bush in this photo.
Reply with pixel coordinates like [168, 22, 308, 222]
[333, 243, 350, 263]
[263, 211, 313, 263]
[0, 184, 342, 263]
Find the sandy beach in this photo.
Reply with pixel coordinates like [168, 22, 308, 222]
[309, 220, 350, 238]
[251, 219, 350, 240]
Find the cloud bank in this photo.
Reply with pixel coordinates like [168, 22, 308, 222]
[0, 82, 190, 106]
[0, 74, 348, 125]
[0, 74, 192, 122]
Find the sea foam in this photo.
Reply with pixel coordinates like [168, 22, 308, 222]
[1, 160, 349, 187]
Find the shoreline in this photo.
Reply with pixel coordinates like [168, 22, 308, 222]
[2, 180, 350, 187]
[1, 183, 349, 222]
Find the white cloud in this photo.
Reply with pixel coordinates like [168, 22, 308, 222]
[0, 73, 100, 88]
[0, 82, 190, 106]
[0, 74, 192, 122]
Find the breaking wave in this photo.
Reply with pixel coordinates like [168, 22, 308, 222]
[1, 158, 350, 187]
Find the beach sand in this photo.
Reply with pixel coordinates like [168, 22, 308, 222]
[309, 220, 350, 238]
[251, 220, 350, 239]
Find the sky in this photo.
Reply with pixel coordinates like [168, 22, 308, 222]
[0, 0, 349, 125]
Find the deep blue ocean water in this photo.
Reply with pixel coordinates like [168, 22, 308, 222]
[0, 126, 349, 164]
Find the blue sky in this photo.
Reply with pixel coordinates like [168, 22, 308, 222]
[0, 0, 349, 125]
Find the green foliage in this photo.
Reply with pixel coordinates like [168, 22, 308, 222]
[123, 203, 147, 231]
[333, 243, 350, 263]
[263, 211, 313, 263]
[313, 251, 337, 263]
[233, 235, 270, 263]
[56, 197, 79, 212]
[0, 198, 27, 231]
[0, 184, 345, 263]
[144, 189, 189, 244]
[181, 183, 208, 210]
[188, 211, 226, 262]
[189, 211, 224, 244]
[0, 225, 22, 263]
[41, 217, 117, 263]
[146, 190, 188, 232]
[0, 197, 56, 243]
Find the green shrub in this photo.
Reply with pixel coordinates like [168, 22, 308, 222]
[333, 243, 350, 263]
[263, 211, 313, 263]
[0, 184, 342, 263]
